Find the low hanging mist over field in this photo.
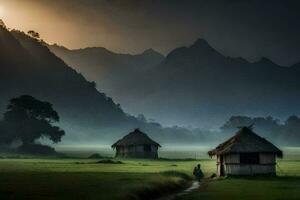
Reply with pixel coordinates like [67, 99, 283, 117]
[0, 1, 299, 200]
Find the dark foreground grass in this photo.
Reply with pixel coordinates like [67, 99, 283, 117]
[0, 171, 190, 200]
[0, 158, 200, 200]
[177, 159, 300, 200]
[0, 147, 299, 200]
[127, 171, 191, 200]
[178, 176, 300, 200]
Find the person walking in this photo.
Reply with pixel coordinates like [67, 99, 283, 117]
[193, 164, 204, 182]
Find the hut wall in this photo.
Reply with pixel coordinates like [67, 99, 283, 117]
[216, 154, 240, 176]
[151, 145, 158, 152]
[116, 145, 158, 158]
[260, 153, 275, 164]
[115, 146, 125, 157]
[216, 156, 220, 176]
[223, 153, 276, 175]
[134, 145, 144, 152]
[225, 164, 276, 175]
[224, 154, 239, 163]
[216, 156, 222, 176]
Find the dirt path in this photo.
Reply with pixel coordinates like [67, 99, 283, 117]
[156, 181, 201, 200]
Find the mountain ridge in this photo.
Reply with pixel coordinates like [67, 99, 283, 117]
[49, 38, 300, 128]
[0, 26, 213, 144]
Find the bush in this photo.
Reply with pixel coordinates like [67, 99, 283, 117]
[96, 159, 124, 164]
[210, 173, 217, 178]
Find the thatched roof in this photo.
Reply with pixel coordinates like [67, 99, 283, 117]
[111, 129, 161, 148]
[208, 127, 282, 157]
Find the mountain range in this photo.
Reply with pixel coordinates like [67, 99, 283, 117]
[48, 44, 164, 103]
[0, 26, 212, 145]
[49, 39, 300, 128]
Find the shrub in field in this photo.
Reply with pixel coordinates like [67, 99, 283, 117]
[96, 159, 124, 164]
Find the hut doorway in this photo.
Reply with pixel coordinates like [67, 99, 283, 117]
[220, 155, 225, 176]
[144, 144, 151, 152]
[240, 153, 260, 164]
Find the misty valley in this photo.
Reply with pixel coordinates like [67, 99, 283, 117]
[0, 1, 300, 199]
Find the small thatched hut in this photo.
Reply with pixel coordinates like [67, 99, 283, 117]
[208, 126, 282, 176]
[111, 129, 161, 159]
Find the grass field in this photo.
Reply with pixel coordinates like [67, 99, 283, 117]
[0, 158, 209, 200]
[0, 146, 299, 200]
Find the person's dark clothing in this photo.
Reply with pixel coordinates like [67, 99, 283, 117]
[193, 166, 204, 182]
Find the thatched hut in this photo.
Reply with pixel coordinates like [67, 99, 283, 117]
[111, 129, 161, 159]
[208, 126, 282, 176]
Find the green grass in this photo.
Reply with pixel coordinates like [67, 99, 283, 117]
[0, 146, 299, 200]
[177, 148, 300, 200]
[0, 171, 187, 200]
[0, 158, 212, 200]
[178, 176, 300, 200]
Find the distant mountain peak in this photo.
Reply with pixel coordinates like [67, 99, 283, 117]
[193, 38, 210, 46]
[235, 57, 249, 64]
[190, 38, 214, 50]
[291, 61, 300, 69]
[256, 57, 276, 65]
[138, 48, 164, 62]
[51, 43, 69, 50]
[142, 48, 155, 54]
[141, 48, 163, 57]
[83, 46, 110, 52]
[165, 38, 221, 63]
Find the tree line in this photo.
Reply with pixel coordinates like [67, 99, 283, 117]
[221, 115, 300, 145]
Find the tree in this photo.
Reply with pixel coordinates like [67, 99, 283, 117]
[27, 30, 40, 39]
[220, 116, 253, 133]
[0, 19, 6, 29]
[1, 95, 65, 147]
[220, 115, 300, 146]
[137, 114, 147, 122]
[282, 115, 300, 144]
[0, 120, 16, 145]
[90, 81, 96, 88]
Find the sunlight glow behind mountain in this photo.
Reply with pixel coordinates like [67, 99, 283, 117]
[0, 6, 5, 18]
[0, 0, 299, 65]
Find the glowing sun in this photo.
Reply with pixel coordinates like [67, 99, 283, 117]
[0, 6, 5, 18]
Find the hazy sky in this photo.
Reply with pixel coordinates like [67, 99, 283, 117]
[1, 0, 300, 65]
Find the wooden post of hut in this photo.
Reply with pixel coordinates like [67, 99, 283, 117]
[208, 126, 282, 176]
[111, 129, 161, 159]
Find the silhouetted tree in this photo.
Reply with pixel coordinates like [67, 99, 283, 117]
[221, 116, 280, 133]
[0, 95, 65, 147]
[282, 115, 300, 143]
[221, 115, 300, 145]
[27, 30, 40, 39]
[221, 116, 253, 134]
[137, 114, 147, 122]
[0, 120, 16, 145]
[90, 81, 96, 88]
[0, 19, 6, 29]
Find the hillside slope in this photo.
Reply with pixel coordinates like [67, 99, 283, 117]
[48, 44, 164, 107]
[0, 28, 141, 142]
[50, 39, 300, 128]
[0, 27, 215, 145]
